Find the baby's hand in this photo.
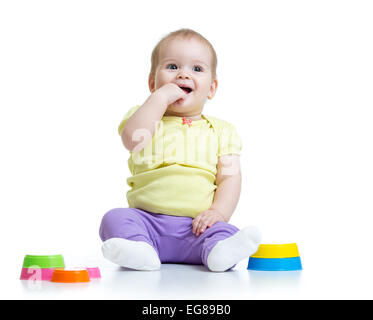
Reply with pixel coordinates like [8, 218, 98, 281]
[156, 83, 188, 106]
[192, 209, 226, 237]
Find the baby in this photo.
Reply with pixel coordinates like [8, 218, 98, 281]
[99, 29, 261, 272]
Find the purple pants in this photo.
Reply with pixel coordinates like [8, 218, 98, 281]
[99, 208, 239, 267]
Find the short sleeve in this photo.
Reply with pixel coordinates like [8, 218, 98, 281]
[117, 105, 142, 135]
[218, 123, 242, 157]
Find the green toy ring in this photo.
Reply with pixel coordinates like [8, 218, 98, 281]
[22, 255, 65, 269]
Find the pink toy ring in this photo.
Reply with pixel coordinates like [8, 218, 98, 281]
[20, 267, 55, 281]
[86, 267, 101, 279]
[20, 266, 101, 281]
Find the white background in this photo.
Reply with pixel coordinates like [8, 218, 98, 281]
[1, 0, 372, 299]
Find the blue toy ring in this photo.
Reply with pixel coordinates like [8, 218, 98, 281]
[247, 257, 302, 271]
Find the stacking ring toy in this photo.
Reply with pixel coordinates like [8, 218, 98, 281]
[20, 254, 101, 281]
[51, 268, 90, 283]
[251, 243, 299, 259]
[247, 257, 302, 271]
[86, 267, 101, 279]
[248, 243, 302, 271]
[22, 254, 65, 268]
[20, 255, 65, 281]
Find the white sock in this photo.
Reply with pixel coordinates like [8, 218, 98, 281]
[206, 226, 261, 272]
[101, 238, 161, 271]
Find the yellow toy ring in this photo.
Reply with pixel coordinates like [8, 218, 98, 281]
[251, 243, 300, 258]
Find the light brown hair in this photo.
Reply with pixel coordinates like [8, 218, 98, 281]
[150, 28, 217, 79]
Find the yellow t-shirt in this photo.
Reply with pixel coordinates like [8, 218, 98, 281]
[118, 105, 242, 218]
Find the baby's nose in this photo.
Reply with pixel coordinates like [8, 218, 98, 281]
[177, 69, 191, 79]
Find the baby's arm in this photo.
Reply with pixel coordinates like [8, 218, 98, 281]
[192, 154, 241, 236]
[121, 83, 187, 151]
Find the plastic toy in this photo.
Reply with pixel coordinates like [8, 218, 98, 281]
[86, 267, 101, 279]
[51, 268, 90, 283]
[20, 254, 65, 280]
[247, 243, 302, 271]
[20, 254, 101, 281]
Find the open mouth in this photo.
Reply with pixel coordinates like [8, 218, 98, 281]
[179, 86, 193, 94]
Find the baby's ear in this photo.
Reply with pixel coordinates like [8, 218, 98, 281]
[208, 78, 218, 100]
[148, 74, 155, 93]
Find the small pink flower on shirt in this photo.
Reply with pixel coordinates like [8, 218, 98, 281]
[182, 117, 192, 127]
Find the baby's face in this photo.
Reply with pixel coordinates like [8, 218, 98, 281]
[149, 37, 217, 117]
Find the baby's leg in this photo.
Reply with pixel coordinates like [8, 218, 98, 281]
[201, 223, 261, 272]
[99, 208, 161, 271]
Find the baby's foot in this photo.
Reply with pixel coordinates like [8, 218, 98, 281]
[101, 238, 161, 271]
[206, 226, 261, 272]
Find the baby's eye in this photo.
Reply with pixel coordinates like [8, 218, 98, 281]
[193, 65, 203, 72]
[167, 64, 178, 70]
